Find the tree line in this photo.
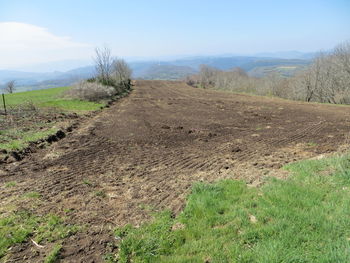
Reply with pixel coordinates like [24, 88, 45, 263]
[187, 42, 350, 104]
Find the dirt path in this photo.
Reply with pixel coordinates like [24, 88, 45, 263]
[1, 80, 350, 262]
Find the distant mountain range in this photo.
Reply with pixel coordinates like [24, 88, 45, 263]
[253, 50, 318, 60]
[0, 52, 315, 92]
[0, 66, 95, 92]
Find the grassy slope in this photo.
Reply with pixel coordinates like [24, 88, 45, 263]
[111, 154, 350, 263]
[0, 87, 104, 151]
[0, 128, 58, 151]
[4, 86, 104, 111]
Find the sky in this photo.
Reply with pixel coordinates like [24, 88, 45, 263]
[0, 0, 349, 70]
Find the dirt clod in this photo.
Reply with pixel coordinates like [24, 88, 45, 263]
[56, 130, 66, 139]
[232, 147, 242, 153]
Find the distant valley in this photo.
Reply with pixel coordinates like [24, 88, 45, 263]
[0, 53, 313, 92]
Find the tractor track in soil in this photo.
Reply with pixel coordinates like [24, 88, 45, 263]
[1, 80, 350, 262]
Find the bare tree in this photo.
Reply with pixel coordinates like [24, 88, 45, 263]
[113, 58, 132, 83]
[288, 43, 350, 104]
[332, 42, 350, 103]
[94, 46, 114, 84]
[112, 58, 132, 92]
[229, 67, 248, 77]
[4, 80, 16, 93]
[304, 54, 322, 102]
[185, 41, 350, 105]
[334, 42, 350, 75]
[198, 65, 218, 88]
[300, 70, 314, 102]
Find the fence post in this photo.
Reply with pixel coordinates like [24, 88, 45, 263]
[2, 93, 6, 115]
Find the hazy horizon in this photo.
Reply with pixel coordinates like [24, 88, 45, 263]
[1, 50, 318, 73]
[0, 0, 349, 70]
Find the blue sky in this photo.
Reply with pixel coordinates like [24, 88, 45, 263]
[0, 0, 349, 68]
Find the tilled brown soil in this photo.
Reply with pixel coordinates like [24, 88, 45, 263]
[1, 80, 350, 262]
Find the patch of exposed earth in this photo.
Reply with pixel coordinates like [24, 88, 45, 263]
[1, 80, 350, 262]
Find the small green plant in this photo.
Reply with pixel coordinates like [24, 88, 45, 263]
[306, 141, 318, 147]
[83, 179, 93, 186]
[4, 181, 16, 188]
[44, 243, 62, 263]
[23, 191, 41, 199]
[95, 190, 106, 198]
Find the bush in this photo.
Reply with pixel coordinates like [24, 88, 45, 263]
[65, 81, 116, 102]
[73, 46, 133, 102]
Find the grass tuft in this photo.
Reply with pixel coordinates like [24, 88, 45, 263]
[4, 181, 17, 188]
[44, 243, 62, 263]
[23, 191, 41, 199]
[95, 190, 107, 198]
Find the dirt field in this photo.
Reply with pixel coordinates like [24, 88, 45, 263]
[1, 80, 350, 262]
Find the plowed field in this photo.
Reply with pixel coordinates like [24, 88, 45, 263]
[1, 80, 349, 262]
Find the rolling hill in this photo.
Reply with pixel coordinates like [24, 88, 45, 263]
[0, 55, 312, 91]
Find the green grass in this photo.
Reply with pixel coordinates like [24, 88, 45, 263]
[4, 87, 70, 106]
[95, 190, 106, 198]
[83, 179, 93, 186]
[0, 127, 57, 151]
[23, 191, 41, 199]
[306, 142, 318, 147]
[3, 86, 104, 112]
[112, 154, 350, 263]
[0, 87, 106, 152]
[0, 210, 79, 259]
[4, 181, 16, 188]
[44, 243, 62, 263]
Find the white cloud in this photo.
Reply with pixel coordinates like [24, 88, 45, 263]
[0, 22, 93, 69]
